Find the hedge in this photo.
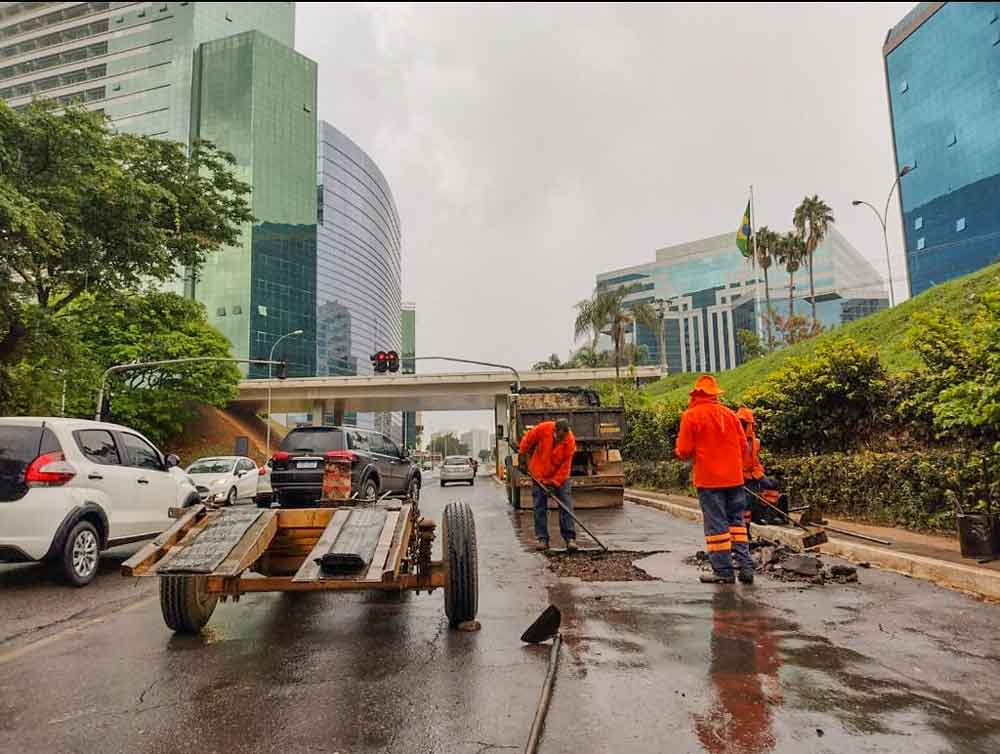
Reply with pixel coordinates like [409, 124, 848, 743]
[625, 449, 996, 533]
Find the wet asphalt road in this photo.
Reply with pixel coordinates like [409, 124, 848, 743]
[2, 474, 1000, 754]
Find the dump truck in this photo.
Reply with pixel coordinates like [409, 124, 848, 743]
[504, 387, 625, 509]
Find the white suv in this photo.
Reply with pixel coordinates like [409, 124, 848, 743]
[0, 417, 199, 586]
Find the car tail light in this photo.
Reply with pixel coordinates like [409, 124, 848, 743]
[324, 450, 358, 463]
[25, 452, 76, 487]
[272, 451, 290, 463]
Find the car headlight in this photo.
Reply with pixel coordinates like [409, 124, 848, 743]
[213, 478, 230, 487]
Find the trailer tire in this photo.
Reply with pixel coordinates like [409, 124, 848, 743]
[443, 501, 478, 627]
[160, 575, 218, 634]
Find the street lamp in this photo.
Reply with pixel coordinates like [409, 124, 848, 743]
[266, 329, 304, 458]
[852, 164, 913, 308]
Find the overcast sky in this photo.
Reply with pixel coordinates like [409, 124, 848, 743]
[297, 2, 913, 441]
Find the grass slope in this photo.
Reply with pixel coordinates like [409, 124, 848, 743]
[645, 260, 1000, 406]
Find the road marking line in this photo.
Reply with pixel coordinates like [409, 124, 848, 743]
[0, 595, 156, 665]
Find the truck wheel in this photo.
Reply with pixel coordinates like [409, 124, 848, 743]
[443, 501, 478, 627]
[60, 520, 100, 586]
[505, 458, 521, 508]
[160, 575, 218, 634]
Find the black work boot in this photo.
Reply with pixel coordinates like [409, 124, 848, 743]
[738, 569, 755, 585]
[700, 572, 736, 584]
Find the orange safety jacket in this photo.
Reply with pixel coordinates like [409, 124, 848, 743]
[736, 407, 765, 481]
[675, 395, 749, 489]
[519, 421, 576, 487]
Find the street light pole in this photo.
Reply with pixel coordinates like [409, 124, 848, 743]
[266, 329, 304, 459]
[853, 164, 913, 308]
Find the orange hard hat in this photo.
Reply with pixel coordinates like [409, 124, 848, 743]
[690, 374, 724, 396]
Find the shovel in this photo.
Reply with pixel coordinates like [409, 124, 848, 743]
[524, 469, 608, 552]
[521, 605, 563, 754]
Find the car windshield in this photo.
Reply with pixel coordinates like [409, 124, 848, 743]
[445, 456, 468, 465]
[280, 428, 346, 454]
[187, 459, 233, 475]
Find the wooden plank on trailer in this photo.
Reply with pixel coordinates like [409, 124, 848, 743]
[213, 511, 278, 577]
[159, 508, 264, 574]
[276, 508, 335, 529]
[364, 510, 400, 581]
[320, 508, 386, 572]
[150, 513, 218, 574]
[291, 508, 351, 583]
[383, 504, 412, 580]
[122, 505, 206, 576]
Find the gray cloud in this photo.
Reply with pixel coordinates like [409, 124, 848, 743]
[297, 2, 912, 438]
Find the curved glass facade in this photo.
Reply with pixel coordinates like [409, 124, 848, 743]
[885, 2, 1000, 295]
[317, 121, 402, 435]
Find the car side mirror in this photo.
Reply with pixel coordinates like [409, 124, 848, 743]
[165, 454, 181, 469]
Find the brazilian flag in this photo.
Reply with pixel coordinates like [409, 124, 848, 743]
[736, 200, 752, 258]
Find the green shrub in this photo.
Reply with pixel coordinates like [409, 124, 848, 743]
[623, 401, 684, 461]
[743, 339, 886, 454]
[627, 449, 998, 533]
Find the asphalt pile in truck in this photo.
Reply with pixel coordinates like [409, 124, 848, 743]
[683, 539, 859, 586]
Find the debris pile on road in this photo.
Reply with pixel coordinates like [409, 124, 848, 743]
[683, 539, 859, 586]
[546, 550, 658, 582]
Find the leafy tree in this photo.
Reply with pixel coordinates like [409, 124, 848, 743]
[794, 195, 835, 327]
[766, 313, 823, 345]
[736, 328, 765, 361]
[567, 346, 610, 368]
[532, 353, 565, 371]
[66, 292, 241, 444]
[430, 433, 469, 457]
[0, 101, 252, 364]
[478, 449, 491, 463]
[755, 226, 778, 348]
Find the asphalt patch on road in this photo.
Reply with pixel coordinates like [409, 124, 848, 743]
[683, 540, 860, 586]
[545, 550, 663, 582]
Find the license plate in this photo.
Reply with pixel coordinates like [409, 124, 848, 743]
[298, 461, 318, 469]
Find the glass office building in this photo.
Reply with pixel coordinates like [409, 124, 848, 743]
[884, 2, 1000, 296]
[317, 120, 403, 440]
[596, 227, 887, 373]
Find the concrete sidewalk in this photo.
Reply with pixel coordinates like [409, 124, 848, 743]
[626, 487, 1000, 601]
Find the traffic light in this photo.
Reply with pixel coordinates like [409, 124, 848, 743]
[277, 360, 288, 380]
[371, 351, 400, 374]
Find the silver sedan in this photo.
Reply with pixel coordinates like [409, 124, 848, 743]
[440, 456, 475, 487]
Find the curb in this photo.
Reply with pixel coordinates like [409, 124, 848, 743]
[625, 491, 1000, 601]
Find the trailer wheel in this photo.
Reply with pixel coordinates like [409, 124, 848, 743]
[160, 575, 218, 634]
[443, 501, 478, 627]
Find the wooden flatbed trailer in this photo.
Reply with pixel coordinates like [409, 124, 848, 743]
[122, 499, 478, 634]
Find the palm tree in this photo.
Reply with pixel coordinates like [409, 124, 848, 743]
[777, 231, 806, 318]
[531, 353, 563, 371]
[568, 345, 609, 368]
[794, 195, 835, 326]
[574, 283, 657, 379]
[755, 226, 778, 349]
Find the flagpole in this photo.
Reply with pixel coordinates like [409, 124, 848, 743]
[750, 184, 763, 347]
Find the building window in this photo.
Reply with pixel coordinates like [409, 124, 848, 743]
[914, 216, 923, 230]
[899, 79, 909, 94]
[917, 237, 925, 251]
[216, 306, 226, 317]
[258, 305, 268, 316]
[956, 217, 966, 232]
[232, 305, 242, 315]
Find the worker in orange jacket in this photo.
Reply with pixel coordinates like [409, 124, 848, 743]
[519, 418, 577, 552]
[737, 406, 765, 536]
[675, 375, 753, 584]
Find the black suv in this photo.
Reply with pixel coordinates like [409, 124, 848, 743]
[268, 426, 421, 506]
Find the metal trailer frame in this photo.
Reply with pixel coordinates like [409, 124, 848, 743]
[122, 498, 478, 634]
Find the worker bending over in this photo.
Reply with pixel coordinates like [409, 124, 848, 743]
[675, 375, 753, 585]
[519, 418, 577, 552]
[737, 406, 765, 535]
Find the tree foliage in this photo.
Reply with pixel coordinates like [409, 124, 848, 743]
[794, 195, 834, 327]
[0, 100, 252, 363]
[430, 433, 469, 457]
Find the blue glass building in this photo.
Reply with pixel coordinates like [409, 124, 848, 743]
[597, 228, 887, 373]
[884, 2, 1000, 296]
[317, 121, 403, 439]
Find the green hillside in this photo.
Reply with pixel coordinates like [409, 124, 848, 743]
[644, 260, 1000, 406]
